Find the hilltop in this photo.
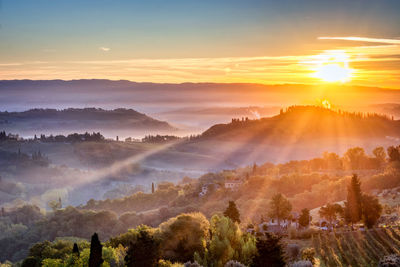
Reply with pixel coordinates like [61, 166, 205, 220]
[0, 108, 175, 138]
[200, 106, 400, 144]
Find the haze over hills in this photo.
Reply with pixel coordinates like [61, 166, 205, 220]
[2, 79, 400, 135]
[1, 79, 400, 112]
[200, 105, 400, 143]
[0, 108, 176, 138]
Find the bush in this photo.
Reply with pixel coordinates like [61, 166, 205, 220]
[286, 244, 300, 261]
[378, 254, 400, 267]
[224, 260, 246, 267]
[289, 260, 313, 267]
[183, 261, 203, 267]
[288, 227, 318, 239]
[158, 259, 184, 267]
[21, 257, 38, 267]
[301, 248, 316, 265]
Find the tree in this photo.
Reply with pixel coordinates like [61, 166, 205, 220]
[72, 243, 80, 257]
[319, 203, 343, 227]
[362, 194, 382, 228]
[224, 201, 241, 224]
[251, 233, 286, 267]
[252, 163, 257, 174]
[373, 147, 387, 167]
[298, 208, 311, 228]
[21, 257, 38, 267]
[48, 200, 62, 211]
[194, 215, 256, 267]
[344, 147, 367, 170]
[387, 146, 400, 162]
[301, 248, 316, 265]
[89, 233, 104, 267]
[268, 193, 292, 226]
[152, 182, 155, 194]
[158, 213, 209, 263]
[344, 174, 363, 225]
[322, 152, 342, 170]
[125, 228, 160, 267]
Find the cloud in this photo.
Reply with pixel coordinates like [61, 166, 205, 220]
[318, 36, 400, 44]
[99, 47, 111, 52]
[0, 42, 399, 88]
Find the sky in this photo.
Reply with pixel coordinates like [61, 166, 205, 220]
[0, 0, 400, 88]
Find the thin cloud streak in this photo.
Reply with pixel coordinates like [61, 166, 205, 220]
[0, 43, 399, 88]
[99, 47, 111, 52]
[319, 36, 400, 44]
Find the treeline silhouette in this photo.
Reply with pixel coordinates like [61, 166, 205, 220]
[281, 105, 393, 121]
[37, 132, 105, 143]
[0, 148, 49, 167]
[201, 105, 400, 141]
[142, 135, 180, 143]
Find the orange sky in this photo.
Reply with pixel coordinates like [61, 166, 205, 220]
[1, 1, 400, 89]
[0, 37, 399, 89]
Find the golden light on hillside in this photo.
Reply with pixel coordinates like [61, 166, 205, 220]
[308, 50, 354, 83]
[322, 99, 331, 109]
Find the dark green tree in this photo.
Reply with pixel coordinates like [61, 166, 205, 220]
[125, 229, 160, 267]
[89, 233, 104, 267]
[268, 193, 292, 226]
[387, 146, 400, 162]
[298, 208, 311, 227]
[362, 194, 382, 228]
[344, 174, 363, 225]
[252, 163, 257, 174]
[252, 233, 286, 267]
[21, 257, 38, 267]
[319, 203, 343, 227]
[72, 243, 80, 257]
[224, 200, 241, 223]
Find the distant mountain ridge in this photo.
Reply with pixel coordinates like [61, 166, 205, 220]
[1, 80, 399, 114]
[199, 106, 400, 144]
[0, 108, 175, 137]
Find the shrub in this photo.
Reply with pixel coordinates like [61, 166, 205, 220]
[286, 244, 300, 261]
[183, 261, 203, 267]
[301, 248, 315, 265]
[290, 260, 313, 267]
[224, 260, 246, 267]
[158, 259, 184, 267]
[288, 227, 318, 239]
[378, 254, 400, 267]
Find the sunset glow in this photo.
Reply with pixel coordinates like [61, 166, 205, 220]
[2, 1, 400, 265]
[309, 50, 353, 83]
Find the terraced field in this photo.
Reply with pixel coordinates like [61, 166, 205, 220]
[312, 227, 400, 267]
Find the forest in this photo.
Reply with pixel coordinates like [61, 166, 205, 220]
[0, 144, 399, 266]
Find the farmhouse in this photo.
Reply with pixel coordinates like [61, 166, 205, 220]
[224, 179, 243, 191]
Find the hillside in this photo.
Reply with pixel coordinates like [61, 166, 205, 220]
[313, 228, 400, 266]
[0, 108, 175, 137]
[200, 106, 400, 144]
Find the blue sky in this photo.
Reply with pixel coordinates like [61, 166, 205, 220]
[0, 0, 399, 86]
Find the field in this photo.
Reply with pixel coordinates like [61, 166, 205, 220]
[312, 227, 400, 266]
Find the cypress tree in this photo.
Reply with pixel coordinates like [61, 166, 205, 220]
[89, 233, 104, 267]
[72, 243, 80, 257]
[223, 200, 241, 223]
[125, 230, 160, 267]
[252, 233, 286, 267]
[345, 174, 363, 226]
[152, 182, 155, 194]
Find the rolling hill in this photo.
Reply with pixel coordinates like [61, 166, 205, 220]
[0, 108, 176, 138]
[199, 106, 400, 144]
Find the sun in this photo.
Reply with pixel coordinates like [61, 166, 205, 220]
[310, 50, 353, 83]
